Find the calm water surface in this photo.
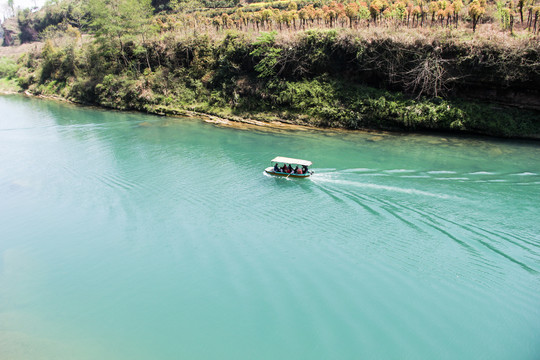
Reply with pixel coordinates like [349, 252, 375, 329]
[1, 95, 539, 359]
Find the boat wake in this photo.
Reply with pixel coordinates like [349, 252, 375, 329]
[311, 167, 540, 186]
[312, 174, 452, 199]
[308, 168, 540, 276]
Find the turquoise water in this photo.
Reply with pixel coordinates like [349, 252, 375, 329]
[1, 95, 539, 359]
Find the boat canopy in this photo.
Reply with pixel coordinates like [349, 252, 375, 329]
[271, 156, 312, 166]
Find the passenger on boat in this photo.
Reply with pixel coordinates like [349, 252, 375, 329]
[288, 164, 293, 173]
[302, 165, 308, 174]
[274, 163, 280, 172]
[297, 166, 303, 174]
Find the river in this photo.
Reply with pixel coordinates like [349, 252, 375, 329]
[1, 95, 539, 359]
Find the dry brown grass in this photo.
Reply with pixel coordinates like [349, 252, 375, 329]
[157, 16, 539, 53]
[284, 25, 539, 50]
[0, 33, 93, 61]
[0, 41, 44, 60]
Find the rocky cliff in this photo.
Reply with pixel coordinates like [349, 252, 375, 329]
[1, 18, 21, 46]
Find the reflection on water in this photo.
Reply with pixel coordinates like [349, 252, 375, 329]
[1, 95, 540, 360]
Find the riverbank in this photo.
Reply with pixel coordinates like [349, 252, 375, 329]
[0, 89, 314, 134]
[3, 78, 540, 140]
[3, 29, 540, 139]
[7, 86, 539, 141]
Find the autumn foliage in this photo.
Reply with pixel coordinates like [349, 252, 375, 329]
[153, 0, 540, 35]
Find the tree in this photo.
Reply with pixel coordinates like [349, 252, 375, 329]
[261, 9, 273, 30]
[298, 7, 308, 28]
[370, 0, 382, 24]
[533, 6, 540, 32]
[235, 8, 247, 29]
[345, 2, 360, 28]
[287, 1, 297, 11]
[273, 9, 283, 30]
[358, 3, 370, 24]
[394, 1, 407, 24]
[88, 0, 156, 71]
[437, 1, 446, 26]
[221, 13, 233, 28]
[468, 0, 485, 32]
[452, 0, 463, 27]
[250, 31, 282, 78]
[517, 0, 526, 23]
[429, 1, 439, 24]
[417, 0, 426, 26]
[412, 5, 421, 25]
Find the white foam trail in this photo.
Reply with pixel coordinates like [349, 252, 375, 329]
[342, 168, 376, 173]
[469, 171, 496, 175]
[435, 177, 469, 181]
[427, 170, 457, 174]
[311, 173, 336, 180]
[512, 172, 537, 176]
[313, 178, 452, 199]
[400, 175, 430, 178]
[384, 169, 416, 173]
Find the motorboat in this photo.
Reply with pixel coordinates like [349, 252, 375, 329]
[265, 156, 313, 178]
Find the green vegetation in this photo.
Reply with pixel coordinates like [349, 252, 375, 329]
[0, 57, 20, 92]
[2, 0, 540, 137]
[0, 78, 20, 93]
[0, 57, 18, 79]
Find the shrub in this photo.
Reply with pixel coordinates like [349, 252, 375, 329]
[0, 57, 19, 79]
